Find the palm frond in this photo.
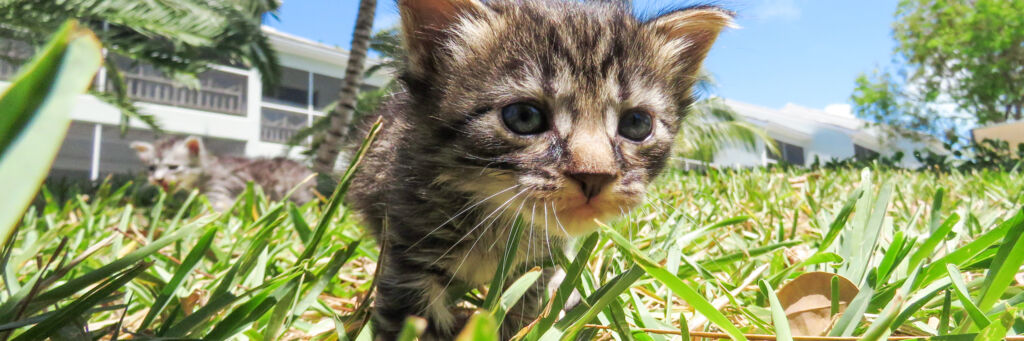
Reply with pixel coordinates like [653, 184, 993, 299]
[678, 98, 776, 162]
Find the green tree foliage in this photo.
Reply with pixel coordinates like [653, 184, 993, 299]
[852, 0, 1023, 138]
[0, 0, 281, 130]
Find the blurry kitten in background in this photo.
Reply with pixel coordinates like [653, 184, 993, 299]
[131, 136, 315, 210]
[346, 0, 733, 339]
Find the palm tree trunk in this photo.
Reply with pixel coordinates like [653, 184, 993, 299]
[313, 0, 376, 176]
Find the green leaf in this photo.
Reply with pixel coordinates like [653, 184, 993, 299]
[288, 202, 312, 243]
[397, 316, 428, 341]
[456, 313, 499, 341]
[823, 188, 865, 250]
[603, 225, 747, 341]
[29, 217, 211, 312]
[551, 266, 645, 341]
[0, 21, 101, 246]
[829, 282, 874, 337]
[759, 280, 793, 341]
[907, 213, 959, 271]
[945, 264, 990, 329]
[139, 225, 218, 330]
[299, 118, 382, 261]
[522, 232, 599, 341]
[975, 209, 1024, 312]
[493, 267, 542, 324]
[483, 218, 526, 312]
[12, 262, 149, 341]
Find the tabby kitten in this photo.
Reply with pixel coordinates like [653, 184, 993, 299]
[346, 0, 732, 339]
[131, 136, 315, 210]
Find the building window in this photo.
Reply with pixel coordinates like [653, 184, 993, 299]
[767, 139, 806, 166]
[261, 108, 309, 144]
[313, 73, 343, 110]
[263, 66, 309, 108]
[854, 144, 879, 160]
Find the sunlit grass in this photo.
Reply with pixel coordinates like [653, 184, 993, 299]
[2, 161, 1022, 340]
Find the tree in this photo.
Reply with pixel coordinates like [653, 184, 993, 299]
[312, 0, 376, 177]
[0, 0, 281, 131]
[852, 0, 1024, 138]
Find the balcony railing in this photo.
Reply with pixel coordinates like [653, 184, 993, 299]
[260, 108, 308, 144]
[2, 42, 249, 117]
[112, 62, 248, 116]
[118, 71, 247, 116]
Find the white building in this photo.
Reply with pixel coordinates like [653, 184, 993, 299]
[2, 27, 943, 181]
[708, 99, 941, 169]
[0, 27, 389, 181]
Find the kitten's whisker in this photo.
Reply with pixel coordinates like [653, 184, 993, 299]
[619, 206, 630, 242]
[429, 189, 524, 310]
[410, 184, 518, 249]
[428, 211, 508, 309]
[550, 202, 570, 237]
[542, 202, 555, 277]
[489, 192, 530, 250]
[430, 188, 527, 266]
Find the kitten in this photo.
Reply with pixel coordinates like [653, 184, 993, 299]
[131, 136, 315, 210]
[346, 0, 732, 339]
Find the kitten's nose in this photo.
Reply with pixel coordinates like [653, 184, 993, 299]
[566, 172, 616, 200]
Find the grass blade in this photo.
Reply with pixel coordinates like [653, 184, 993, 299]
[397, 316, 428, 341]
[12, 262, 149, 341]
[759, 280, 793, 341]
[522, 232, 600, 341]
[945, 264, 990, 329]
[456, 313, 499, 341]
[0, 21, 101, 246]
[603, 224, 747, 341]
[299, 118, 382, 261]
[493, 267, 542, 324]
[140, 225, 218, 330]
[975, 209, 1024, 312]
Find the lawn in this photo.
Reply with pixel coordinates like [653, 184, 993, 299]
[2, 161, 1023, 340]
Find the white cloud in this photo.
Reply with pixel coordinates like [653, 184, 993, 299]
[824, 103, 854, 118]
[752, 0, 802, 22]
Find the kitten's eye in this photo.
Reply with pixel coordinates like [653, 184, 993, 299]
[501, 103, 548, 135]
[148, 165, 156, 172]
[168, 165, 180, 170]
[618, 110, 653, 142]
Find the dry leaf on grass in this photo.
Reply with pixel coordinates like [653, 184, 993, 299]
[776, 272, 858, 336]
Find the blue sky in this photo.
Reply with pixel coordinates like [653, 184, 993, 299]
[266, 0, 898, 113]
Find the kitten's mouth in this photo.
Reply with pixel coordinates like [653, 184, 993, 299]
[152, 180, 172, 192]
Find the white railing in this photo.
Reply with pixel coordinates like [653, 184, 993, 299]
[260, 109, 308, 144]
[120, 72, 247, 116]
[260, 126, 299, 144]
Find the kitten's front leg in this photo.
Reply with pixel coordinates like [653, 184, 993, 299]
[374, 248, 464, 341]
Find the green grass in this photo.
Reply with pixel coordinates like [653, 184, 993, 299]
[2, 163, 1022, 340]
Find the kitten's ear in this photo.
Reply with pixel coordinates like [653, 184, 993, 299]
[183, 136, 204, 157]
[646, 6, 735, 73]
[399, 0, 490, 75]
[130, 141, 154, 162]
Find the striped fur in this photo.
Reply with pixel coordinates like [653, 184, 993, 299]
[131, 136, 315, 210]
[346, 1, 731, 339]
